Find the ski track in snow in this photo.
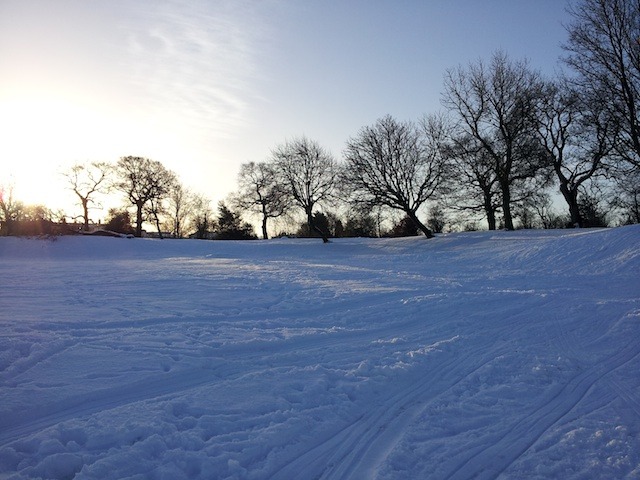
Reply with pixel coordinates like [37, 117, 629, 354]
[443, 340, 640, 480]
[0, 227, 639, 479]
[270, 342, 497, 480]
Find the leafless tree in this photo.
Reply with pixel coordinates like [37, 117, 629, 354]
[62, 162, 111, 231]
[342, 114, 451, 238]
[534, 80, 615, 226]
[114, 156, 176, 237]
[272, 137, 338, 243]
[22, 204, 53, 222]
[613, 168, 640, 223]
[0, 183, 23, 235]
[442, 51, 549, 230]
[233, 161, 289, 239]
[189, 193, 214, 239]
[447, 134, 502, 230]
[0, 183, 22, 223]
[564, 0, 640, 170]
[165, 181, 192, 238]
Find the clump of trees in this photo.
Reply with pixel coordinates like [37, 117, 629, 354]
[104, 209, 135, 236]
[443, 52, 551, 231]
[215, 202, 257, 240]
[0, 184, 70, 236]
[229, 0, 640, 237]
[2, 0, 638, 239]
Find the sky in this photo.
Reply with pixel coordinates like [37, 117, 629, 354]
[0, 0, 574, 222]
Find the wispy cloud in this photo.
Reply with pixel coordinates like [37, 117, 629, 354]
[121, 1, 268, 140]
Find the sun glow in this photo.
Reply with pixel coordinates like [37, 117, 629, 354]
[1, 94, 84, 209]
[0, 90, 176, 218]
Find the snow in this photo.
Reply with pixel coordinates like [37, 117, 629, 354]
[0, 226, 639, 479]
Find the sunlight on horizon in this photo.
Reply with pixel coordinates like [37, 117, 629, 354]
[0, 90, 239, 221]
[0, 0, 269, 219]
[0, 1, 573, 222]
[0, 92, 162, 217]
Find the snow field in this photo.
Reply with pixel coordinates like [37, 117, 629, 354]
[0, 226, 639, 479]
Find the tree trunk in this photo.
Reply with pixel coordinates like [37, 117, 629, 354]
[482, 190, 497, 230]
[261, 205, 269, 240]
[559, 183, 583, 227]
[153, 212, 163, 239]
[407, 210, 434, 238]
[486, 209, 497, 231]
[500, 181, 514, 230]
[82, 198, 89, 231]
[135, 203, 144, 237]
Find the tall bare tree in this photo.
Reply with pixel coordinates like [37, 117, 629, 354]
[342, 114, 450, 238]
[233, 161, 289, 239]
[534, 81, 615, 226]
[442, 51, 549, 230]
[272, 137, 338, 243]
[63, 162, 111, 231]
[447, 134, 501, 230]
[165, 182, 192, 238]
[189, 193, 214, 239]
[613, 169, 640, 223]
[564, 0, 640, 170]
[115, 156, 176, 237]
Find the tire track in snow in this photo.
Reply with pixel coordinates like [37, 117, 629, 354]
[442, 339, 640, 480]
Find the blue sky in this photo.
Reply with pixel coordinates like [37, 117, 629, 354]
[0, 0, 573, 219]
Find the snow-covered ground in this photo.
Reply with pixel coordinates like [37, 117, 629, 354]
[0, 226, 639, 480]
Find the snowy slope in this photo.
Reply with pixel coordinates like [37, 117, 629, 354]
[0, 227, 639, 479]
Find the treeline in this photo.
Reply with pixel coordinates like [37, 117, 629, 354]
[1, 0, 639, 239]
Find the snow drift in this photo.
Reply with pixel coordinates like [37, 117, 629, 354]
[0, 226, 639, 479]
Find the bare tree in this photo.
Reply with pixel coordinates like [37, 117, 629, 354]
[447, 134, 502, 230]
[564, 0, 640, 169]
[523, 192, 567, 229]
[190, 194, 215, 239]
[63, 162, 111, 231]
[165, 182, 192, 238]
[147, 171, 178, 239]
[272, 137, 338, 243]
[0, 183, 22, 223]
[613, 168, 640, 223]
[0, 183, 23, 235]
[146, 192, 171, 239]
[534, 80, 615, 226]
[442, 51, 549, 230]
[115, 156, 176, 237]
[578, 180, 612, 227]
[233, 161, 289, 239]
[342, 114, 450, 238]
